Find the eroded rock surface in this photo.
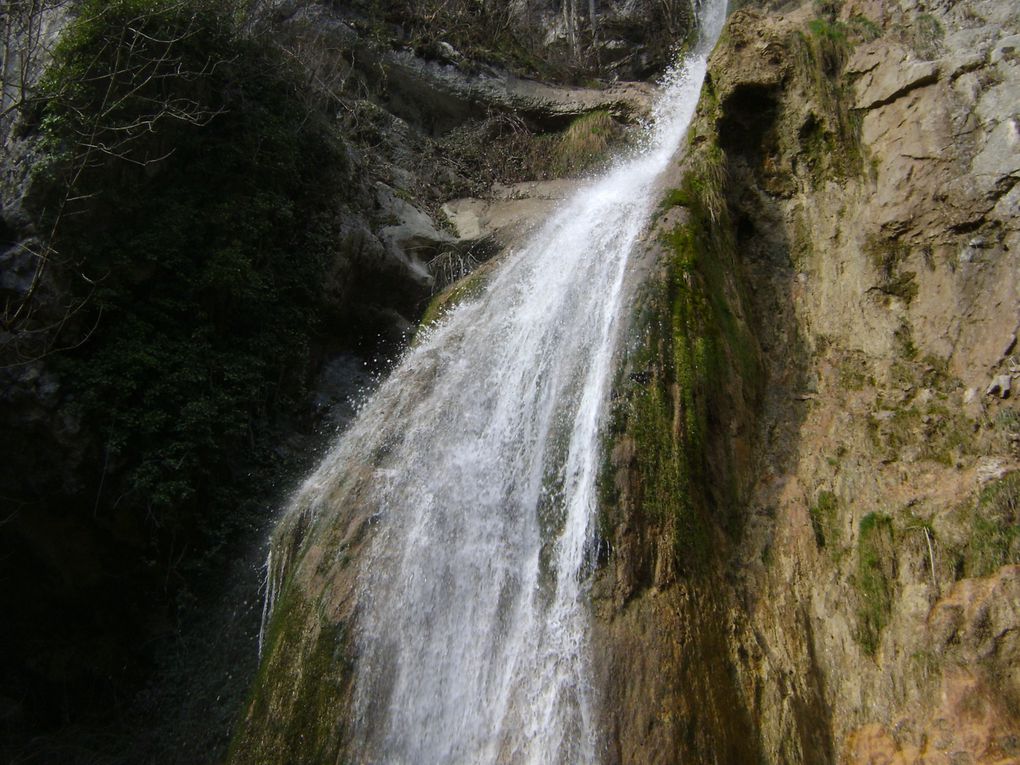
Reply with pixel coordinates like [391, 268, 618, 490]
[597, 0, 1020, 762]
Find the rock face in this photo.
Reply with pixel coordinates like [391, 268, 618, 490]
[442, 179, 581, 243]
[596, 0, 1020, 761]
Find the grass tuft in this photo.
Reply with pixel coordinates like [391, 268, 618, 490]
[856, 512, 895, 656]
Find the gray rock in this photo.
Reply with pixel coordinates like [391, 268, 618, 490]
[382, 47, 654, 130]
[441, 179, 580, 244]
[985, 373, 1012, 397]
[375, 182, 449, 289]
[852, 43, 940, 110]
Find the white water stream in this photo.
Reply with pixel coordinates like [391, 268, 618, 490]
[263, 2, 725, 761]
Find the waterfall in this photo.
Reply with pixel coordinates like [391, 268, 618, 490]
[261, 1, 726, 761]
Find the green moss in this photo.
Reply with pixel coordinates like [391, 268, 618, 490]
[856, 512, 896, 656]
[911, 13, 944, 59]
[920, 404, 974, 466]
[602, 145, 760, 575]
[800, 116, 839, 186]
[417, 263, 492, 334]
[663, 186, 692, 208]
[864, 234, 918, 304]
[910, 649, 941, 689]
[867, 384, 975, 466]
[963, 472, 1020, 577]
[838, 352, 870, 390]
[231, 584, 352, 764]
[791, 22, 865, 182]
[809, 490, 842, 555]
[893, 323, 918, 360]
[864, 234, 907, 274]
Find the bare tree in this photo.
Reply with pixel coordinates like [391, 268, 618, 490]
[1, 1, 234, 365]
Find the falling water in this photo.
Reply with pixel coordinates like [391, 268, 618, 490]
[262, 1, 726, 761]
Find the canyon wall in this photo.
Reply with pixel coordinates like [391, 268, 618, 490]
[596, 0, 1019, 761]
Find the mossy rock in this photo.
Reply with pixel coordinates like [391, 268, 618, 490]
[810, 490, 843, 555]
[963, 472, 1020, 578]
[599, 142, 762, 577]
[230, 587, 354, 764]
[416, 256, 500, 336]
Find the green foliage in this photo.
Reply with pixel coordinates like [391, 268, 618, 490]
[346, 0, 577, 82]
[848, 14, 881, 42]
[856, 512, 895, 656]
[964, 472, 1020, 577]
[808, 18, 847, 44]
[792, 13, 868, 183]
[34, 0, 345, 560]
[808, 5, 881, 46]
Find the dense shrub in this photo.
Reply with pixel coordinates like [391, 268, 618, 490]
[33, 0, 345, 550]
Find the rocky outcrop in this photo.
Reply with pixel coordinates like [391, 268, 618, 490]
[7, 0, 1017, 761]
[442, 179, 581, 243]
[597, 0, 1020, 761]
[231, 1, 1020, 761]
[381, 48, 654, 131]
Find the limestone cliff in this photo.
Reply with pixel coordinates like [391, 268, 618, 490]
[597, 0, 1019, 761]
[231, 1, 1020, 762]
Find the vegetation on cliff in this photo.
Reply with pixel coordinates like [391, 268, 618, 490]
[602, 135, 761, 577]
[32, 0, 345, 549]
[346, 0, 695, 82]
[2, 0, 350, 755]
